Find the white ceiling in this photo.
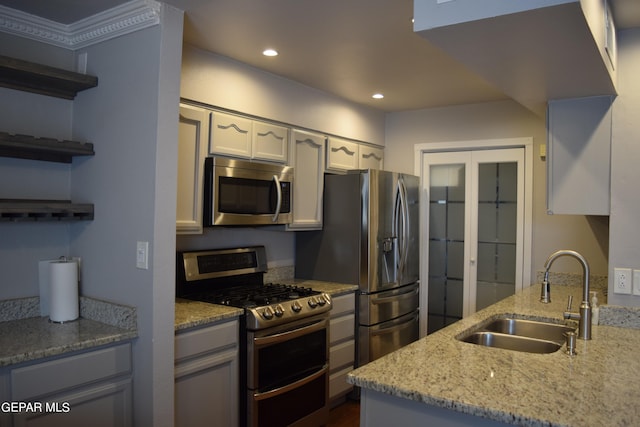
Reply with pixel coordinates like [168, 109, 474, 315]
[1, 0, 639, 112]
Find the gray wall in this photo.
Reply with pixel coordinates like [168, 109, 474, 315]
[69, 7, 184, 426]
[609, 27, 640, 306]
[0, 34, 75, 299]
[384, 99, 610, 282]
[178, 45, 387, 263]
[0, 5, 184, 425]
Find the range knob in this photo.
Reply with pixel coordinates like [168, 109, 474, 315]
[274, 304, 284, 317]
[291, 301, 302, 313]
[308, 297, 318, 308]
[261, 306, 274, 320]
[317, 295, 326, 306]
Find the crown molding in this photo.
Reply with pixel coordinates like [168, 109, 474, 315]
[0, 0, 161, 49]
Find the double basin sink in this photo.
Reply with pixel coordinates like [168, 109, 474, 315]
[458, 315, 576, 354]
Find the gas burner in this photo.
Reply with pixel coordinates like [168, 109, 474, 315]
[176, 247, 332, 330]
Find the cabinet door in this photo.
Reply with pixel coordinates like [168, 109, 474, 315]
[13, 379, 132, 427]
[210, 111, 252, 158]
[177, 105, 210, 234]
[287, 130, 326, 230]
[328, 293, 355, 401]
[359, 145, 384, 170]
[252, 121, 288, 163]
[327, 137, 359, 172]
[546, 96, 612, 215]
[174, 320, 239, 427]
[11, 343, 132, 427]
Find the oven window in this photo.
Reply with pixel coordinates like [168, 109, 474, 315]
[218, 177, 291, 214]
[257, 372, 326, 427]
[257, 328, 326, 392]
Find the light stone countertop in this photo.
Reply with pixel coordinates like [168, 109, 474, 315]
[348, 284, 640, 427]
[174, 299, 244, 331]
[0, 296, 137, 368]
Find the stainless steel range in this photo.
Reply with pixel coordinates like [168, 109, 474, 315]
[176, 246, 332, 427]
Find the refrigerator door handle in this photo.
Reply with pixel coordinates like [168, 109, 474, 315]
[370, 312, 420, 337]
[396, 177, 409, 275]
[370, 286, 419, 305]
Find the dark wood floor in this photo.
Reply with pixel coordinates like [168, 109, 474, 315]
[327, 399, 360, 427]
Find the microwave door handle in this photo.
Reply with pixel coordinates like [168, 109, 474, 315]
[272, 174, 282, 222]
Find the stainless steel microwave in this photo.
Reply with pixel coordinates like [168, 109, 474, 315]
[203, 157, 293, 226]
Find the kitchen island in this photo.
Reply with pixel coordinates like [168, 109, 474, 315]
[348, 284, 640, 427]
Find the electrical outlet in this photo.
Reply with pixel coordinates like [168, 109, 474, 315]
[633, 270, 640, 296]
[614, 268, 632, 294]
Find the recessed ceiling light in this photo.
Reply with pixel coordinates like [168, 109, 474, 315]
[263, 49, 278, 57]
[372, 93, 384, 99]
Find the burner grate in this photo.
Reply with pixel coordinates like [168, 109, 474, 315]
[186, 283, 319, 309]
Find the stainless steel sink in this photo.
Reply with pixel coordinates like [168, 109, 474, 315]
[458, 316, 576, 354]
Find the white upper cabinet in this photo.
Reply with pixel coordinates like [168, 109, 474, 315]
[359, 145, 384, 170]
[414, 0, 617, 116]
[546, 95, 613, 215]
[210, 111, 288, 163]
[288, 129, 326, 230]
[177, 104, 210, 234]
[252, 121, 288, 163]
[210, 111, 252, 158]
[326, 137, 359, 172]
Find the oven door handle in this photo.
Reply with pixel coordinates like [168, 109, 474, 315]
[253, 365, 328, 401]
[253, 318, 327, 347]
[272, 174, 282, 222]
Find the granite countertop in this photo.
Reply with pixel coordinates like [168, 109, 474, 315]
[288, 279, 359, 297]
[0, 296, 137, 368]
[174, 279, 358, 331]
[175, 299, 244, 331]
[348, 284, 640, 427]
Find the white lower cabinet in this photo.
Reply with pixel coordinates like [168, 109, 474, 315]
[9, 343, 133, 427]
[174, 319, 239, 427]
[329, 293, 356, 403]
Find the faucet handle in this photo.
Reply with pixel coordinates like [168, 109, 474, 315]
[566, 295, 573, 311]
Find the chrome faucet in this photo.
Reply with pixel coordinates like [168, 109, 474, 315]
[540, 250, 592, 340]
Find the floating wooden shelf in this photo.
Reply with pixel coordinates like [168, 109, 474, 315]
[0, 55, 98, 100]
[0, 132, 94, 163]
[0, 199, 94, 222]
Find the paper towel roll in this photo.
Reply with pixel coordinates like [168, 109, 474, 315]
[49, 260, 79, 323]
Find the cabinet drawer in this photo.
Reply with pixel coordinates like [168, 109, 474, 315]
[330, 313, 355, 345]
[330, 340, 355, 372]
[330, 293, 355, 318]
[175, 320, 238, 361]
[329, 366, 354, 399]
[12, 343, 131, 400]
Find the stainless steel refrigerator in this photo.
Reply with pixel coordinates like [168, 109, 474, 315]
[296, 169, 420, 368]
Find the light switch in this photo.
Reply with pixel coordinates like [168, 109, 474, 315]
[136, 241, 149, 270]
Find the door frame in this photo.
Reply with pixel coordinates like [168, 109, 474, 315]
[414, 137, 534, 337]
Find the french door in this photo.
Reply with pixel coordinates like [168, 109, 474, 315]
[421, 146, 528, 335]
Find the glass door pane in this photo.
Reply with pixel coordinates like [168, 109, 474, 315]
[475, 162, 518, 311]
[427, 163, 466, 334]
